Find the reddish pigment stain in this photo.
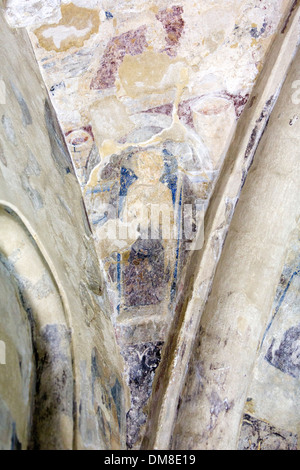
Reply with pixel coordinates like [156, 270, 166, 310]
[141, 91, 249, 131]
[143, 103, 174, 116]
[178, 99, 198, 128]
[222, 92, 249, 118]
[143, 99, 197, 128]
[156, 5, 185, 57]
[90, 26, 148, 90]
[81, 125, 95, 140]
[65, 126, 95, 149]
[71, 136, 89, 145]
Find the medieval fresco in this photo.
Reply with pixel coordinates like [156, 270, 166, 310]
[1, 0, 299, 451]
[85, 144, 208, 319]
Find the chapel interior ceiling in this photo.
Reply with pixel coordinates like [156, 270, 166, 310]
[0, 0, 299, 451]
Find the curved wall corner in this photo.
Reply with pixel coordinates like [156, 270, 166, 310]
[0, 9, 127, 450]
[0, 206, 73, 449]
[171, 38, 300, 451]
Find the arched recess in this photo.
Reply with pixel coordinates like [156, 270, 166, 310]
[0, 204, 74, 449]
[0, 259, 34, 450]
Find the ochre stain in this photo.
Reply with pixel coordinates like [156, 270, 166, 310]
[118, 49, 176, 98]
[149, 5, 159, 15]
[256, 61, 263, 74]
[34, 3, 100, 53]
[245, 398, 256, 415]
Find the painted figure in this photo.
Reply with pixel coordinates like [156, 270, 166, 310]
[121, 150, 176, 308]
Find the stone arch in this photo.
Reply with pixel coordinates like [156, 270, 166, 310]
[0, 203, 74, 449]
[0, 259, 34, 450]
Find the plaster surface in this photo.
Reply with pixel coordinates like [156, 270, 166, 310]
[0, 0, 299, 450]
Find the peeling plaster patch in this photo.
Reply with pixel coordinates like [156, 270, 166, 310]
[90, 96, 136, 146]
[42, 23, 93, 50]
[5, 0, 62, 28]
[34, 3, 100, 53]
[238, 414, 298, 450]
